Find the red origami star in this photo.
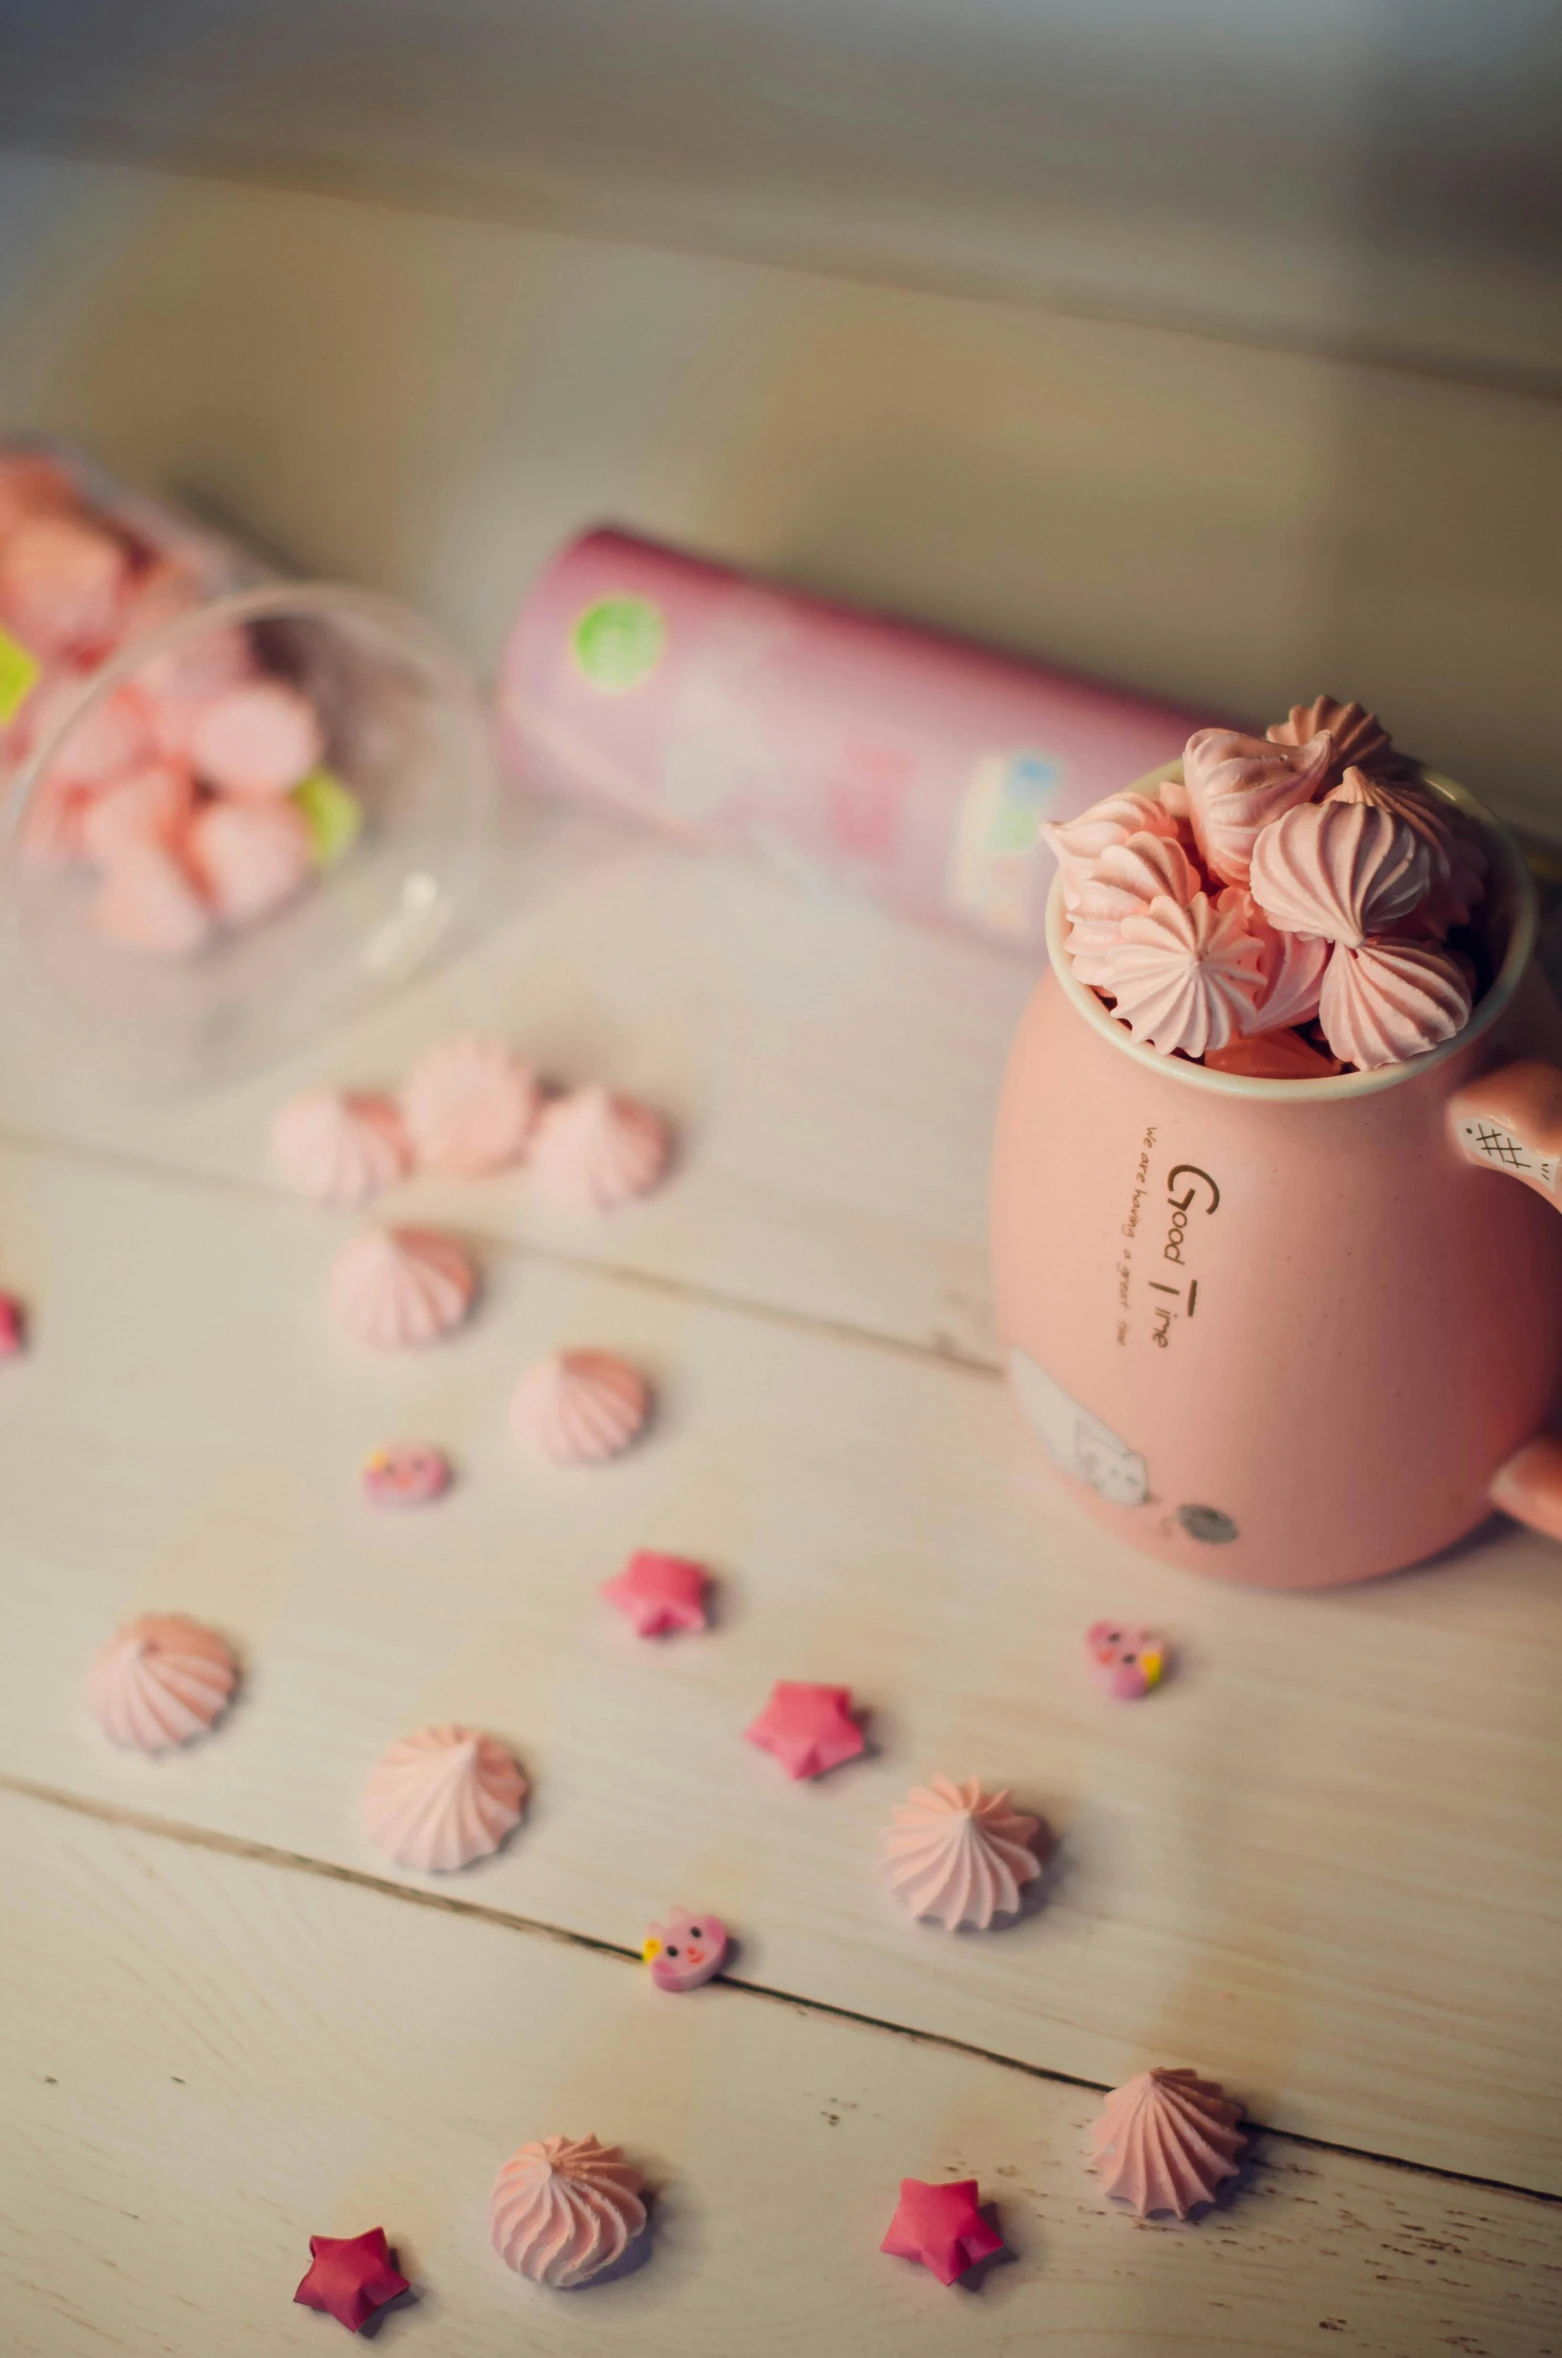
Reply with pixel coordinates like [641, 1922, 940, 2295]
[880, 2177, 1004, 2286]
[744, 1680, 865, 1779]
[601, 1549, 710, 1637]
[294, 2226, 409, 2332]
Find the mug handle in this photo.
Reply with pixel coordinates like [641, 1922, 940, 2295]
[1449, 1059, 1562, 1538]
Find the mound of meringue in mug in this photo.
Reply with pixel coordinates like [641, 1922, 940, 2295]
[0, 454, 345, 959]
[1041, 696, 1492, 1075]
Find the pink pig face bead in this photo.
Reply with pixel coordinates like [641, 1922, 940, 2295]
[1087, 1621, 1167, 1700]
[363, 1443, 453, 1507]
[643, 1909, 728, 1992]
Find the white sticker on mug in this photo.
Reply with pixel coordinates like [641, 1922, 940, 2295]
[1007, 1347, 1149, 1507]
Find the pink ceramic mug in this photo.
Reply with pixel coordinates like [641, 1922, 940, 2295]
[992, 763, 1562, 1587]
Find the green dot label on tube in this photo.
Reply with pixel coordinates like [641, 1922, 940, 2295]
[291, 767, 364, 866]
[0, 626, 40, 725]
[570, 595, 667, 694]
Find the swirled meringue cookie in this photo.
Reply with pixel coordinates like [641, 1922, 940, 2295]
[1041, 790, 1180, 903]
[510, 1350, 650, 1464]
[1249, 799, 1429, 947]
[401, 1034, 540, 1176]
[1216, 885, 1329, 1032]
[89, 840, 214, 958]
[363, 1725, 526, 1870]
[1182, 727, 1335, 887]
[1317, 938, 1471, 1071]
[188, 795, 313, 925]
[87, 1613, 238, 1752]
[271, 1088, 410, 1206]
[1090, 2068, 1246, 2218]
[882, 1775, 1043, 1930]
[329, 1226, 476, 1348]
[1067, 831, 1203, 985]
[1327, 764, 1488, 931]
[531, 1087, 671, 1211]
[78, 761, 195, 866]
[1098, 891, 1266, 1058]
[1267, 693, 1395, 782]
[490, 2134, 647, 2288]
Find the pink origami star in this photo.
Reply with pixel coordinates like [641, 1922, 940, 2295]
[601, 1550, 711, 1637]
[744, 1680, 865, 1779]
[0, 1292, 25, 1358]
[880, 2178, 1004, 2286]
[294, 2226, 409, 2332]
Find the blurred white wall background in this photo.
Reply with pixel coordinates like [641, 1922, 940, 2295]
[0, 0, 1558, 821]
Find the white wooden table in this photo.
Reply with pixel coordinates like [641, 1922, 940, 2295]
[2, 804, 1559, 2357]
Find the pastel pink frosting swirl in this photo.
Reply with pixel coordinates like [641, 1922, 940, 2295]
[271, 1089, 409, 1206]
[1249, 799, 1430, 947]
[1216, 885, 1329, 1032]
[882, 1774, 1043, 1930]
[1097, 891, 1267, 1058]
[401, 1034, 540, 1177]
[1327, 765, 1488, 932]
[363, 1725, 526, 1870]
[531, 1087, 671, 1211]
[1090, 2068, 1246, 2218]
[1182, 727, 1335, 886]
[1267, 694, 1395, 781]
[490, 2134, 647, 2287]
[510, 1349, 650, 1464]
[87, 1613, 237, 1752]
[1066, 831, 1202, 985]
[1317, 938, 1472, 1071]
[329, 1226, 475, 1349]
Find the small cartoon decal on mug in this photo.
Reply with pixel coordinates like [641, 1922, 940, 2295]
[1007, 1348, 1150, 1508]
[1456, 1117, 1560, 1192]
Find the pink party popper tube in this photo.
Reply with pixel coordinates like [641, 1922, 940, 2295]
[497, 529, 1217, 955]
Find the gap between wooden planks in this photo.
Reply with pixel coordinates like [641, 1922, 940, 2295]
[2, 1782, 1559, 2358]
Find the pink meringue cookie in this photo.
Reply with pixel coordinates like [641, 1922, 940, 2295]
[1182, 727, 1335, 887]
[1098, 891, 1267, 1058]
[0, 449, 79, 536]
[1250, 799, 1431, 947]
[510, 1349, 650, 1464]
[187, 678, 323, 796]
[882, 1775, 1043, 1930]
[401, 1033, 540, 1176]
[187, 793, 314, 925]
[1317, 937, 1472, 1071]
[78, 761, 196, 866]
[329, 1225, 476, 1349]
[531, 1086, 672, 1211]
[1327, 765, 1488, 932]
[270, 1087, 410, 1205]
[363, 1725, 526, 1870]
[28, 674, 155, 791]
[0, 512, 128, 658]
[1216, 885, 1329, 1032]
[490, 2135, 647, 2287]
[1267, 693, 1395, 782]
[89, 840, 214, 958]
[87, 1613, 238, 1752]
[1066, 830, 1203, 986]
[138, 619, 258, 757]
[1090, 2068, 1246, 2218]
[1041, 790, 1181, 904]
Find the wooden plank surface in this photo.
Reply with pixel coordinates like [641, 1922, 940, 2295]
[1, 1135, 1559, 2193]
[0, 810, 1025, 1366]
[3, 1787, 1558, 2358]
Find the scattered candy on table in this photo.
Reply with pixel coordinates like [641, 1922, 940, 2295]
[530, 1085, 671, 1210]
[86, 1614, 238, 1753]
[744, 1681, 866, 1780]
[362, 1726, 527, 1871]
[510, 1348, 650, 1464]
[881, 1775, 1044, 1931]
[489, 2135, 648, 2287]
[643, 1908, 728, 1991]
[879, 2177, 1004, 2286]
[601, 1550, 710, 1636]
[1086, 1621, 1167, 1700]
[328, 1226, 476, 1350]
[293, 2227, 409, 2333]
[362, 1443, 453, 1508]
[0, 1291, 25, 1356]
[1089, 2068, 1247, 2218]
